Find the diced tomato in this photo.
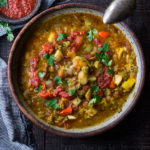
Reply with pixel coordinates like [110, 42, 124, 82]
[39, 90, 53, 98]
[99, 31, 110, 39]
[42, 43, 54, 54]
[109, 80, 115, 89]
[93, 37, 104, 47]
[30, 72, 41, 87]
[60, 108, 72, 116]
[30, 56, 40, 72]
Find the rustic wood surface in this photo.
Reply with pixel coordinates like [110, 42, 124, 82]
[0, 0, 150, 149]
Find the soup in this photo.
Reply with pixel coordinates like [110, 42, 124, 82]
[19, 13, 138, 129]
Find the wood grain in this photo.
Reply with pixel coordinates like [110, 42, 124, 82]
[0, 0, 150, 149]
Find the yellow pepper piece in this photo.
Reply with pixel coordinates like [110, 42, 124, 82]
[122, 78, 136, 90]
[48, 32, 55, 43]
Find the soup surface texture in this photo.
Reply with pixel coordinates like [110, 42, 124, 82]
[20, 13, 138, 129]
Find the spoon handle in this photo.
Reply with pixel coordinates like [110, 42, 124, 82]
[103, 0, 136, 24]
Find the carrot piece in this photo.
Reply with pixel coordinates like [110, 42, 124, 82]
[40, 90, 51, 98]
[110, 80, 115, 89]
[99, 31, 110, 39]
[60, 108, 72, 116]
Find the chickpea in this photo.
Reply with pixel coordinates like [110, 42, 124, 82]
[54, 50, 63, 62]
[78, 71, 88, 85]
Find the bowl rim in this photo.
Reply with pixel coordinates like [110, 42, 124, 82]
[7, 3, 146, 137]
[0, 0, 42, 24]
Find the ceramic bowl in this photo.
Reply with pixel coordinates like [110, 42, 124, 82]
[8, 3, 145, 137]
[0, 0, 42, 24]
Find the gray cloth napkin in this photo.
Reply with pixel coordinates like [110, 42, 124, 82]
[0, 0, 56, 36]
[0, 59, 35, 150]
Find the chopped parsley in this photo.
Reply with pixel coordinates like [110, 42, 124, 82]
[0, 0, 8, 7]
[0, 21, 14, 42]
[107, 68, 114, 74]
[96, 52, 112, 66]
[67, 89, 76, 96]
[43, 54, 50, 59]
[98, 43, 110, 52]
[91, 86, 99, 93]
[54, 76, 63, 84]
[38, 72, 46, 79]
[34, 85, 43, 93]
[89, 95, 101, 105]
[87, 29, 98, 42]
[47, 54, 54, 66]
[57, 33, 68, 41]
[46, 98, 59, 110]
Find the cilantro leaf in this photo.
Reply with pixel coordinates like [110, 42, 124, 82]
[95, 53, 101, 61]
[87, 29, 98, 42]
[34, 85, 43, 93]
[7, 33, 14, 42]
[98, 43, 110, 52]
[43, 54, 50, 59]
[107, 60, 112, 66]
[67, 89, 76, 96]
[107, 68, 114, 74]
[47, 54, 54, 66]
[103, 43, 110, 52]
[54, 76, 63, 84]
[92, 29, 98, 34]
[101, 53, 112, 66]
[89, 95, 101, 105]
[38, 72, 46, 79]
[0, 0, 8, 7]
[57, 33, 68, 41]
[46, 98, 59, 110]
[91, 86, 99, 93]
[87, 30, 93, 42]
[0, 21, 14, 42]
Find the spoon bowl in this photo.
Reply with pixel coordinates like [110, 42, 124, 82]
[103, 0, 136, 24]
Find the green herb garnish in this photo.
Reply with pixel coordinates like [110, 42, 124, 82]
[46, 98, 59, 110]
[43, 54, 50, 59]
[0, 0, 8, 7]
[54, 76, 63, 84]
[0, 21, 14, 42]
[38, 72, 46, 79]
[57, 33, 68, 41]
[91, 86, 99, 93]
[34, 85, 43, 93]
[47, 54, 54, 66]
[95, 53, 101, 61]
[98, 43, 110, 52]
[89, 95, 101, 105]
[107, 68, 114, 74]
[67, 89, 76, 96]
[87, 29, 98, 42]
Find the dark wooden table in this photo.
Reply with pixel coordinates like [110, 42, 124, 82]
[0, 0, 150, 149]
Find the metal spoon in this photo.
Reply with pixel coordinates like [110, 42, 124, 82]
[103, 0, 136, 24]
